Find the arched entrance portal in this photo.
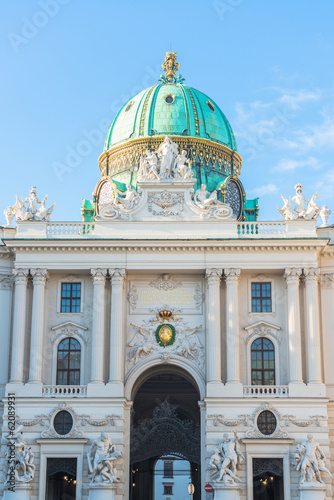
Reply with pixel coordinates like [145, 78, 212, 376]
[130, 368, 201, 500]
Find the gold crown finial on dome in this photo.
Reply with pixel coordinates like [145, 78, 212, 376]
[162, 51, 180, 82]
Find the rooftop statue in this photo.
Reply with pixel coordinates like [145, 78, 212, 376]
[194, 184, 223, 209]
[160, 51, 185, 84]
[278, 183, 322, 221]
[109, 182, 140, 210]
[138, 137, 193, 182]
[87, 432, 122, 485]
[98, 181, 142, 220]
[209, 432, 244, 485]
[5, 186, 55, 224]
[295, 434, 332, 485]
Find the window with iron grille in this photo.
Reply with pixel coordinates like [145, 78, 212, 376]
[61, 283, 81, 313]
[57, 338, 81, 385]
[53, 410, 73, 436]
[257, 410, 277, 435]
[251, 282, 272, 312]
[164, 485, 173, 495]
[163, 461, 173, 478]
[251, 337, 275, 385]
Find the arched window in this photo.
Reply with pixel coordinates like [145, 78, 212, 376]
[251, 338, 275, 385]
[57, 338, 81, 385]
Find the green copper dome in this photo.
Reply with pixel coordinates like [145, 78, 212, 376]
[104, 83, 237, 152]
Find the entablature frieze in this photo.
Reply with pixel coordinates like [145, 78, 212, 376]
[3, 241, 326, 255]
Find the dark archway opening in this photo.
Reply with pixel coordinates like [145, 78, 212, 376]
[130, 369, 201, 500]
[253, 458, 284, 500]
[46, 457, 77, 500]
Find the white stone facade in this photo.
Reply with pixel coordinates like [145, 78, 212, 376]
[1, 178, 334, 500]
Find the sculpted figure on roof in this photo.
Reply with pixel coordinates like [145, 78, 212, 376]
[138, 137, 193, 182]
[5, 186, 55, 224]
[278, 183, 322, 221]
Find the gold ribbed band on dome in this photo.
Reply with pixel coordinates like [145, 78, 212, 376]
[99, 136, 242, 178]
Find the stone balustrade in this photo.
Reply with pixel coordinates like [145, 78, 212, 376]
[42, 385, 87, 397]
[243, 385, 289, 397]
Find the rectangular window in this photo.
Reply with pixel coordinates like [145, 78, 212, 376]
[164, 485, 173, 495]
[251, 282, 272, 313]
[163, 461, 173, 478]
[61, 283, 81, 313]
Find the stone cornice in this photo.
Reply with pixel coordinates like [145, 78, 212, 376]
[2, 240, 327, 254]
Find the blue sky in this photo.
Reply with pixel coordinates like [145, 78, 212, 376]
[1, 0, 334, 223]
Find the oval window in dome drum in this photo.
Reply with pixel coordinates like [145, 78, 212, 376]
[225, 181, 242, 219]
[99, 181, 114, 205]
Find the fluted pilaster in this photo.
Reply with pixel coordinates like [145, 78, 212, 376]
[205, 268, 222, 383]
[90, 268, 107, 383]
[225, 268, 241, 384]
[10, 269, 29, 383]
[304, 268, 322, 384]
[284, 268, 303, 384]
[109, 268, 126, 384]
[28, 269, 48, 383]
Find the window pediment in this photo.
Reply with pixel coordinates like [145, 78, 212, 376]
[244, 321, 281, 345]
[51, 321, 88, 345]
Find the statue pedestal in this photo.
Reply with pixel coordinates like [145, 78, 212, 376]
[87, 483, 116, 500]
[3, 484, 31, 500]
[299, 481, 327, 500]
[213, 484, 241, 500]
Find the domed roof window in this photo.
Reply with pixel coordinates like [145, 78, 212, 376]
[206, 100, 215, 112]
[164, 93, 175, 104]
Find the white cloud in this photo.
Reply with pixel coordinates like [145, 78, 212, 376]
[248, 184, 278, 197]
[314, 168, 334, 199]
[233, 88, 322, 150]
[286, 114, 334, 151]
[272, 156, 322, 172]
[277, 88, 321, 111]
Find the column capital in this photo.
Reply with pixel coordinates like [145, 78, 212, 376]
[109, 268, 126, 285]
[303, 267, 320, 284]
[320, 273, 334, 289]
[12, 268, 29, 285]
[224, 268, 241, 284]
[30, 268, 48, 285]
[205, 268, 222, 285]
[284, 267, 302, 284]
[0, 274, 14, 290]
[91, 268, 108, 284]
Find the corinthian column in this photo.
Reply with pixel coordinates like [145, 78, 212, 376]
[225, 268, 241, 384]
[90, 268, 107, 383]
[284, 268, 303, 384]
[29, 269, 48, 383]
[109, 268, 126, 384]
[10, 269, 29, 383]
[205, 268, 222, 383]
[304, 268, 322, 384]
